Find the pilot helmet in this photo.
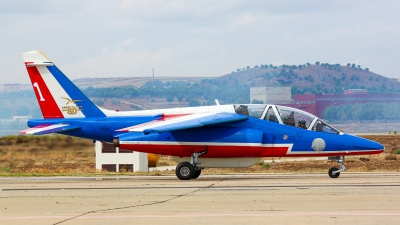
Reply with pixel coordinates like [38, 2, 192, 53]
[283, 116, 289, 124]
[298, 118, 306, 125]
[316, 121, 323, 131]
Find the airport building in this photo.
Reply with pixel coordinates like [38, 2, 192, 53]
[288, 91, 400, 118]
[95, 141, 159, 172]
[250, 87, 292, 104]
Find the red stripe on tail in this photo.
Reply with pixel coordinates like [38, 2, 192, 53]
[26, 66, 63, 118]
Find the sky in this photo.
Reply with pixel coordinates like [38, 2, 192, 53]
[1, 0, 400, 84]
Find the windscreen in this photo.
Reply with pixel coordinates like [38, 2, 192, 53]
[276, 105, 340, 133]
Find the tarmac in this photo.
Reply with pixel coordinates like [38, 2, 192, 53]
[1, 173, 400, 225]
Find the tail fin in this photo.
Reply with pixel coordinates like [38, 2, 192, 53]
[22, 50, 106, 118]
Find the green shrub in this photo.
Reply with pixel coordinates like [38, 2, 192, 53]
[0, 166, 11, 173]
[393, 149, 400, 155]
[262, 162, 271, 169]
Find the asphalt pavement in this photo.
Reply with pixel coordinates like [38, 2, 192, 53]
[1, 173, 399, 225]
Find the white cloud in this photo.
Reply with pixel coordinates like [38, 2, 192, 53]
[2, 0, 400, 83]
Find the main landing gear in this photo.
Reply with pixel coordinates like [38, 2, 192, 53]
[328, 156, 346, 178]
[175, 150, 207, 180]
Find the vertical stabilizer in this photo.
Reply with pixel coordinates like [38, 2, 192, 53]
[22, 50, 106, 118]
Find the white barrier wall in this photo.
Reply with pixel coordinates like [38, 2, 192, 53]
[95, 141, 148, 172]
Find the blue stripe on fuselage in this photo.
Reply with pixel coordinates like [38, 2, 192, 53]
[46, 65, 106, 117]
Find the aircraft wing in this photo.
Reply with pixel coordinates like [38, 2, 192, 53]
[20, 124, 81, 135]
[117, 112, 248, 134]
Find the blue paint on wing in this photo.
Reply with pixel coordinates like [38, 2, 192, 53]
[143, 113, 248, 134]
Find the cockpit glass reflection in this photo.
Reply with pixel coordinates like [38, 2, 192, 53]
[312, 119, 339, 134]
[235, 104, 266, 118]
[276, 105, 315, 130]
[235, 104, 340, 134]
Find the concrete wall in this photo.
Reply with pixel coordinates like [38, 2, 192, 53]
[95, 141, 148, 172]
[250, 87, 292, 104]
[250, 87, 267, 103]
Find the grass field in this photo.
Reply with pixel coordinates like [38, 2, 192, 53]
[0, 135, 399, 176]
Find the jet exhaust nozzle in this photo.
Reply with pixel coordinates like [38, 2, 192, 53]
[113, 137, 120, 147]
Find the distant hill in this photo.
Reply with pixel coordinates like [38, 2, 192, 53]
[73, 77, 211, 88]
[71, 63, 400, 95]
[214, 64, 400, 94]
[1, 62, 400, 127]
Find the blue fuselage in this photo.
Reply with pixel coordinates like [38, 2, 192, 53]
[27, 116, 384, 158]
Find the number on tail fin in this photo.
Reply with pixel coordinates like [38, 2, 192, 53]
[33, 82, 45, 101]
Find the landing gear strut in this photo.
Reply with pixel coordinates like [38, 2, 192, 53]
[328, 156, 346, 178]
[175, 150, 207, 180]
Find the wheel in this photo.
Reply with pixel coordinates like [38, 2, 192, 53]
[175, 162, 194, 180]
[328, 167, 340, 178]
[192, 169, 202, 179]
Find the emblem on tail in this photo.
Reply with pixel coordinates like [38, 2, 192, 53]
[62, 97, 82, 105]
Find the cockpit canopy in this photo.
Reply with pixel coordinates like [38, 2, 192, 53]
[234, 104, 340, 134]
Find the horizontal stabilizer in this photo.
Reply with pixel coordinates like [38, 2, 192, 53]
[117, 112, 248, 134]
[20, 124, 80, 135]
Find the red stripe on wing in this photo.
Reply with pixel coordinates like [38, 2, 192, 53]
[116, 113, 191, 132]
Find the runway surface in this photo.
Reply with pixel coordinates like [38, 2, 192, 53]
[1, 173, 400, 225]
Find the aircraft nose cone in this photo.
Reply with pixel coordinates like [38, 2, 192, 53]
[346, 134, 385, 152]
[364, 140, 385, 151]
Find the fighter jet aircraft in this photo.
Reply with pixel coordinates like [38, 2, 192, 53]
[20, 50, 384, 180]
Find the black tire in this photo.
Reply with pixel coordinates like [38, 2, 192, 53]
[192, 169, 202, 179]
[328, 167, 340, 178]
[175, 162, 194, 180]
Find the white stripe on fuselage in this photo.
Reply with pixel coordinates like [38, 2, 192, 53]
[286, 149, 380, 154]
[262, 143, 294, 152]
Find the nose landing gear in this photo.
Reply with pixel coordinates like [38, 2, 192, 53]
[328, 156, 346, 178]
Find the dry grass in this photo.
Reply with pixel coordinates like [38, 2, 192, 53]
[1, 134, 400, 176]
[157, 155, 178, 166]
[363, 135, 400, 154]
[0, 135, 94, 175]
[385, 154, 398, 161]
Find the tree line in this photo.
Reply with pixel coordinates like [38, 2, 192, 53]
[82, 79, 250, 106]
[322, 102, 400, 122]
